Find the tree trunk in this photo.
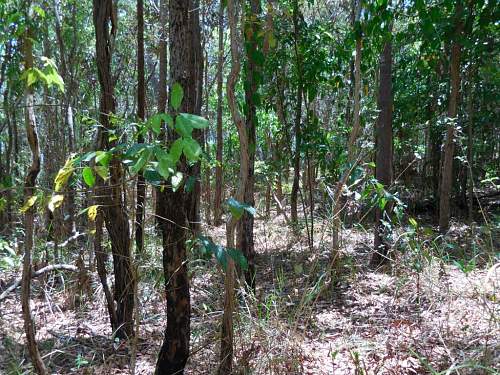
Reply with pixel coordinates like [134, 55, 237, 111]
[154, 1, 197, 373]
[237, 0, 261, 290]
[93, 0, 135, 339]
[370, 40, 393, 267]
[218, 0, 249, 371]
[467, 66, 475, 224]
[439, 2, 464, 233]
[20, 20, 48, 374]
[290, 0, 303, 228]
[135, 0, 146, 256]
[214, 0, 225, 227]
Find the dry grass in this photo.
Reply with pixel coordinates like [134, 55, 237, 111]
[0, 211, 498, 374]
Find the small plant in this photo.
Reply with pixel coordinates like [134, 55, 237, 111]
[75, 353, 90, 369]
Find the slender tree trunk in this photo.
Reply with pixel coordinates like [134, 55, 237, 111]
[370, 39, 393, 267]
[218, 1, 249, 372]
[20, 20, 48, 375]
[290, 0, 303, 228]
[154, 1, 196, 373]
[53, 0, 77, 236]
[135, 0, 146, 256]
[237, 0, 261, 290]
[332, 0, 362, 250]
[439, 1, 464, 233]
[214, 0, 225, 227]
[93, 0, 135, 339]
[467, 66, 475, 224]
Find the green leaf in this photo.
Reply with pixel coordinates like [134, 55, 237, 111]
[227, 197, 256, 220]
[132, 148, 152, 174]
[409, 217, 418, 228]
[197, 236, 248, 271]
[155, 147, 175, 179]
[95, 151, 111, 167]
[178, 113, 209, 129]
[197, 236, 228, 269]
[95, 166, 109, 180]
[175, 115, 193, 138]
[144, 168, 163, 185]
[171, 82, 184, 111]
[82, 167, 96, 187]
[182, 138, 202, 161]
[227, 248, 248, 271]
[170, 138, 184, 163]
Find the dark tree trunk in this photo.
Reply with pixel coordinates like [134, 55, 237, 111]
[290, 0, 303, 228]
[93, 0, 135, 339]
[154, 0, 197, 373]
[214, 0, 225, 227]
[135, 0, 146, 256]
[238, 0, 262, 290]
[439, 1, 464, 233]
[371, 40, 393, 267]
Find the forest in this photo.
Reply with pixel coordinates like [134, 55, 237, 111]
[0, 0, 498, 374]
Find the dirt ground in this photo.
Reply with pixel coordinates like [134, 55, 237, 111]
[1, 211, 499, 374]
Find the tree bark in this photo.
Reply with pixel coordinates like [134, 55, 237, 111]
[135, 0, 146, 256]
[370, 39, 393, 267]
[237, 0, 261, 290]
[290, 0, 303, 228]
[214, 0, 225, 227]
[439, 1, 464, 233]
[93, 0, 135, 339]
[154, 1, 197, 373]
[20, 20, 48, 374]
[218, 0, 248, 372]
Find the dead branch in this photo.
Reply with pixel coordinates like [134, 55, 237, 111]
[0, 264, 78, 301]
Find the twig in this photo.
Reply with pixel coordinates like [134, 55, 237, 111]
[0, 264, 78, 301]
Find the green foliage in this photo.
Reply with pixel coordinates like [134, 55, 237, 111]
[196, 235, 248, 271]
[227, 197, 256, 220]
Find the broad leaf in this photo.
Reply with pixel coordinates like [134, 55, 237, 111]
[227, 197, 256, 220]
[54, 157, 75, 192]
[178, 113, 209, 129]
[171, 82, 184, 111]
[182, 138, 202, 161]
[82, 167, 96, 187]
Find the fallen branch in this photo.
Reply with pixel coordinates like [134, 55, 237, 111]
[0, 264, 78, 301]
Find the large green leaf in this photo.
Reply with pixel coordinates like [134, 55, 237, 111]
[178, 113, 209, 129]
[182, 138, 202, 161]
[170, 138, 184, 163]
[197, 236, 248, 271]
[82, 166, 96, 187]
[227, 197, 256, 220]
[175, 115, 193, 138]
[131, 148, 152, 174]
[171, 82, 184, 111]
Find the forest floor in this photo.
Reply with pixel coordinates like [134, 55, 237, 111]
[0, 208, 499, 374]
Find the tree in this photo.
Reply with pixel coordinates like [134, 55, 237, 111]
[92, 0, 135, 339]
[135, 0, 146, 255]
[439, 1, 464, 233]
[154, 0, 199, 372]
[371, 37, 393, 267]
[20, 10, 48, 374]
[214, 0, 225, 227]
[238, 0, 262, 289]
